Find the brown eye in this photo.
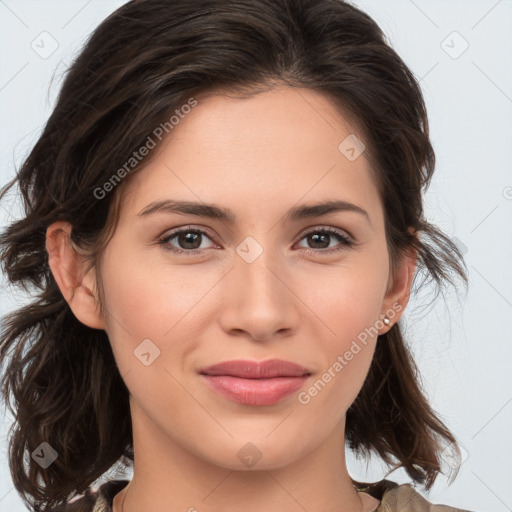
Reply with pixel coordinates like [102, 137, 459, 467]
[296, 228, 354, 254]
[159, 228, 216, 254]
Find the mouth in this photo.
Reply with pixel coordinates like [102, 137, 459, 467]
[199, 359, 312, 406]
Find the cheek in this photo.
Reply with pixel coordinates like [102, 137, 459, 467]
[100, 245, 195, 336]
[97, 246, 170, 368]
[98, 253, 199, 408]
[303, 324, 377, 426]
[296, 255, 387, 409]
[99, 246, 219, 380]
[302, 256, 388, 347]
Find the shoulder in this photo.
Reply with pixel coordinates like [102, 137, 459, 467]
[378, 482, 474, 511]
[54, 479, 474, 512]
[51, 479, 130, 512]
[354, 480, 474, 512]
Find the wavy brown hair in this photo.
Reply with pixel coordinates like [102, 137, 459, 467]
[0, 0, 468, 510]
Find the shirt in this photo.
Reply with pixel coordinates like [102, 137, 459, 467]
[58, 478, 475, 512]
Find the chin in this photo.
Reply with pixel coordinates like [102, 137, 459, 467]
[197, 435, 311, 472]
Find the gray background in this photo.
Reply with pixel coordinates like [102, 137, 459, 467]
[1, 1, 511, 511]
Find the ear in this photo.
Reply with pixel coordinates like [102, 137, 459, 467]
[379, 232, 418, 334]
[45, 221, 106, 330]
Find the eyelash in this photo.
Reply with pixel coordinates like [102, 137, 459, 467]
[158, 225, 355, 256]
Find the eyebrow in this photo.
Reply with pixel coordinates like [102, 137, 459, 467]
[137, 199, 371, 226]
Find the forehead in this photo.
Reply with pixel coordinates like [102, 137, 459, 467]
[119, 86, 382, 227]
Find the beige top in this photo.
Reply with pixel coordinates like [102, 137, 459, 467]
[60, 479, 474, 512]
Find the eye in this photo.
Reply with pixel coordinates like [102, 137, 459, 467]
[158, 226, 216, 255]
[295, 227, 355, 255]
[158, 225, 356, 256]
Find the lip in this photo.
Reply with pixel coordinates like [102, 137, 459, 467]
[199, 359, 311, 406]
[200, 359, 311, 378]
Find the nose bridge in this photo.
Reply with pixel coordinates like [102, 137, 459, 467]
[219, 234, 297, 340]
[235, 235, 285, 304]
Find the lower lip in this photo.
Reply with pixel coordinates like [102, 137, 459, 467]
[201, 375, 309, 406]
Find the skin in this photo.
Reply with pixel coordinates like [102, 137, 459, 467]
[46, 86, 416, 512]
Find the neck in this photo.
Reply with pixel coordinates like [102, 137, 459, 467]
[114, 399, 378, 512]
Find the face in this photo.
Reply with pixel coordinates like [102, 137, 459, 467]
[91, 86, 404, 470]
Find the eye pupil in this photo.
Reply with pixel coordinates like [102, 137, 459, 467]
[179, 232, 201, 249]
[308, 233, 330, 249]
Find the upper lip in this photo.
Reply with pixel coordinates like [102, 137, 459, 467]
[200, 359, 311, 379]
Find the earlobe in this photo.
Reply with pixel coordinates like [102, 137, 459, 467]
[46, 221, 106, 330]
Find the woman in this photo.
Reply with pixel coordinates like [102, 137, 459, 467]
[0, 0, 473, 511]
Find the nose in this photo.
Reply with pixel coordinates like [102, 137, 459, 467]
[217, 246, 300, 343]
